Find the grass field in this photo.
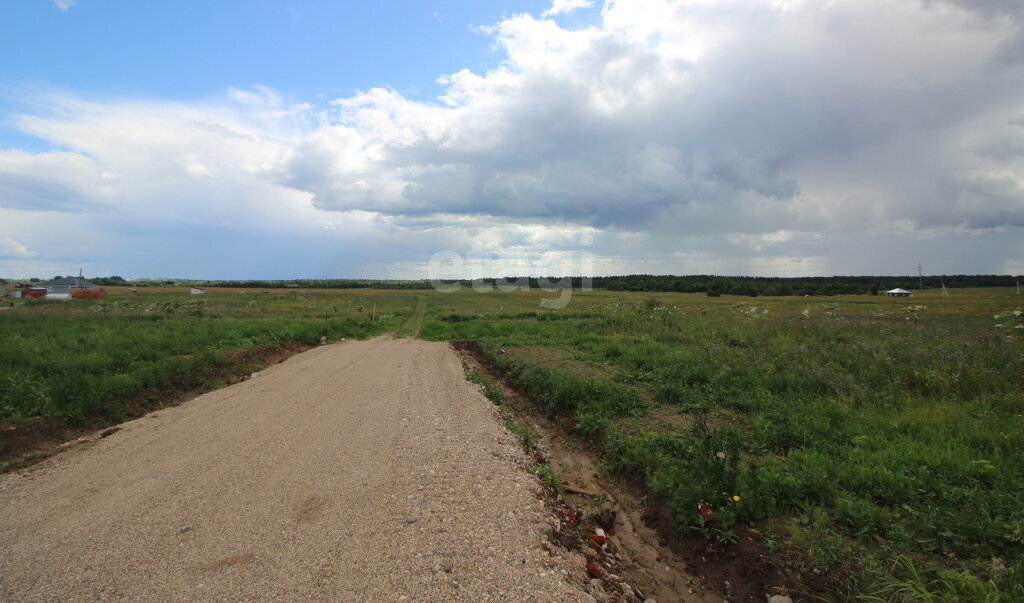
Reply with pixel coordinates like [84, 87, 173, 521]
[0, 288, 414, 425]
[2, 284, 1021, 598]
[419, 287, 1024, 600]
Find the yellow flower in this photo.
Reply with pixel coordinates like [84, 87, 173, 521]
[732, 495, 741, 502]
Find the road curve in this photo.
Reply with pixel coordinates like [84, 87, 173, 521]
[0, 337, 589, 601]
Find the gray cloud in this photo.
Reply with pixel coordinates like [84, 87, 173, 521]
[0, 150, 114, 212]
[931, 0, 1024, 19]
[278, 0, 1023, 243]
[993, 28, 1024, 66]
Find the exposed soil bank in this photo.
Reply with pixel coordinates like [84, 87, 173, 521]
[454, 339, 805, 603]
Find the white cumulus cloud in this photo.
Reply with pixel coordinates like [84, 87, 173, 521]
[542, 0, 594, 18]
[0, 236, 36, 258]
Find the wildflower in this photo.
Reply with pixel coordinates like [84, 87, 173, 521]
[697, 502, 714, 522]
[716, 451, 727, 460]
[732, 495, 741, 502]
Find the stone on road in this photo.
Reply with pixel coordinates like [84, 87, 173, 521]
[0, 337, 588, 600]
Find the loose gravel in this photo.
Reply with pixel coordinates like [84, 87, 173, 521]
[0, 337, 591, 601]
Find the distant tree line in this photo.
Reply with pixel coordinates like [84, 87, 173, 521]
[594, 274, 1020, 296]
[201, 279, 433, 290]
[37, 275, 130, 286]
[193, 274, 1019, 296]
[89, 276, 128, 286]
[14, 274, 1018, 297]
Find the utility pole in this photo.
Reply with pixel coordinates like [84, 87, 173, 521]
[918, 263, 924, 290]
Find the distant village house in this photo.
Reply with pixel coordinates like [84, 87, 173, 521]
[34, 277, 106, 300]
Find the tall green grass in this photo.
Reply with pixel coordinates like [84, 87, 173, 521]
[422, 289, 1024, 597]
[0, 289, 412, 423]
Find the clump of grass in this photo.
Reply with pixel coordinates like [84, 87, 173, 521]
[530, 463, 566, 496]
[502, 413, 536, 452]
[862, 554, 1023, 602]
[486, 359, 645, 437]
[466, 370, 504, 405]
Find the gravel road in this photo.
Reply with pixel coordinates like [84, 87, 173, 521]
[0, 337, 591, 601]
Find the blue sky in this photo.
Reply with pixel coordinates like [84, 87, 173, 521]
[0, 0, 1022, 279]
[1, 1, 553, 101]
[0, 1, 552, 148]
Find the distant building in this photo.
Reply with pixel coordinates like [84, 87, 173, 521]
[39, 276, 99, 296]
[886, 288, 911, 297]
[190, 287, 206, 295]
[35, 276, 105, 300]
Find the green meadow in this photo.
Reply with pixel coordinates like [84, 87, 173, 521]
[419, 286, 1024, 599]
[2, 284, 1022, 598]
[0, 288, 412, 424]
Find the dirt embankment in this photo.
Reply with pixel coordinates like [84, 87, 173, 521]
[454, 340, 800, 603]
